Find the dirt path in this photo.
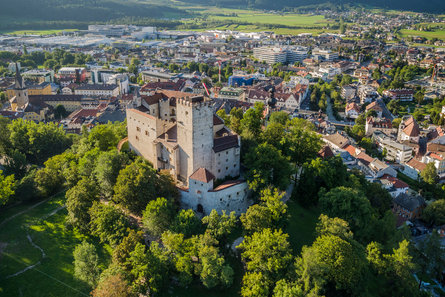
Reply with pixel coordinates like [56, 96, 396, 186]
[0, 191, 65, 228]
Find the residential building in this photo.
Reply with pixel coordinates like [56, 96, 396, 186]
[380, 174, 409, 198]
[22, 69, 54, 83]
[323, 132, 350, 151]
[74, 84, 120, 97]
[341, 85, 356, 100]
[345, 102, 360, 119]
[358, 85, 378, 104]
[393, 193, 425, 219]
[218, 88, 245, 101]
[365, 101, 383, 118]
[383, 89, 414, 101]
[366, 117, 393, 135]
[312, 48, 339, 62]
[403, 158, 427, 180]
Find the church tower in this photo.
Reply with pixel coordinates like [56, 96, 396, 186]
[10, 63, 29, 111]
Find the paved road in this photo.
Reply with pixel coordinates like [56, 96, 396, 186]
[376, 98, 394, 121]
[326, 95, 354, 126]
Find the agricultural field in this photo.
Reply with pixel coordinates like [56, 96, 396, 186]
[1, 29, 78, 36]
[399, 28, 445, 40]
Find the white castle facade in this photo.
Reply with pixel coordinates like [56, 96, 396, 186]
[126, 90, 250, 215]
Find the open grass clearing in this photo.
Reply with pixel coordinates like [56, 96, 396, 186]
[285, 199, 320, 253]
[0, 193, 111, 297]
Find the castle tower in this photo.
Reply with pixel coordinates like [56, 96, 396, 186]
[10, 63, 29, 111]
[176, 96, 214, 184]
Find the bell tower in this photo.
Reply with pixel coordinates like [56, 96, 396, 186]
[10, 63, 29, 111]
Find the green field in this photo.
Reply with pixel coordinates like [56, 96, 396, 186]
[400, 29, 445, 40]
[0, 194, 111, 297]
[2, 29, 78, 35]
[204, 10, 329, 27]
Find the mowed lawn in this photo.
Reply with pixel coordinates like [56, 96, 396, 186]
[0, 194, 110, 297]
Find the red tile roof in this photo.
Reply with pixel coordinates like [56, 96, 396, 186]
[189, 168, 215, 183]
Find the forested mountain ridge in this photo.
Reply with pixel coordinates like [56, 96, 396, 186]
[0, 0, 189, 26]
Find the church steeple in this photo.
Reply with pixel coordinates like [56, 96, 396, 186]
[14, 63, 25, 90]
[10, 63, 28, 111]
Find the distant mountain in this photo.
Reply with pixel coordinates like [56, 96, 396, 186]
[0, 0, 189, 26]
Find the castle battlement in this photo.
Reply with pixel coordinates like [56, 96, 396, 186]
[177, 96, 212, 108]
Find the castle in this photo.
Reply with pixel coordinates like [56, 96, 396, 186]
[126, 90, 250, 215]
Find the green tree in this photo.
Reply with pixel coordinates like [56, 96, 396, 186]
[414, 91, 424, 106]
[282, 118, 322, 166]
[241, 102, 264, 138]
[319, 187, 375, 243]
[238, 228, 293, 281]
[172, 209, 202, 237]
[262, 122, 285, 149]
[112, 229, 144, 270]
[241, 272, 269, 297]
[421, 162, 437, 185]
[229, 107, 243, 134]
[142, 197, 175, 237]
[418, 231, 445, 281]
[127, 242, 170, 295]
[202, 209, 236, 244]
[0, 170, 15, 206]
[54, 104, 68, 119]
[273, 279, 303, 297]
[367, 240, 418, 296]
[113, 158, 177, 214]
[91, 273, 134, 297]
[296, 234, 367, 295]
[241, 188, 287, 233]
[73, 241, 100, 287]
[422, 199, 445, 225]
[269, 111, 289, 126]
[89, 202, 130, 246]
[66, 178, 99, 232]
[94, 150, 128, 198]
[244, 143, 292, 192]
[315, 214, 353, 241]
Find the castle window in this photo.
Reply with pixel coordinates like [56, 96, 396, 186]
[226, 167, 228, 170]
[145, 131, 149, 136]
[218, 169, 221, 173]
[226, 151, 228, 155]
[135, 136, 139, 141]
[237, 192, 239, 195]
[136, 127, 141, 132]
[185, 111, 188, 115]
[226, 159, 228, 162]
[228, 195, 231, 198]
